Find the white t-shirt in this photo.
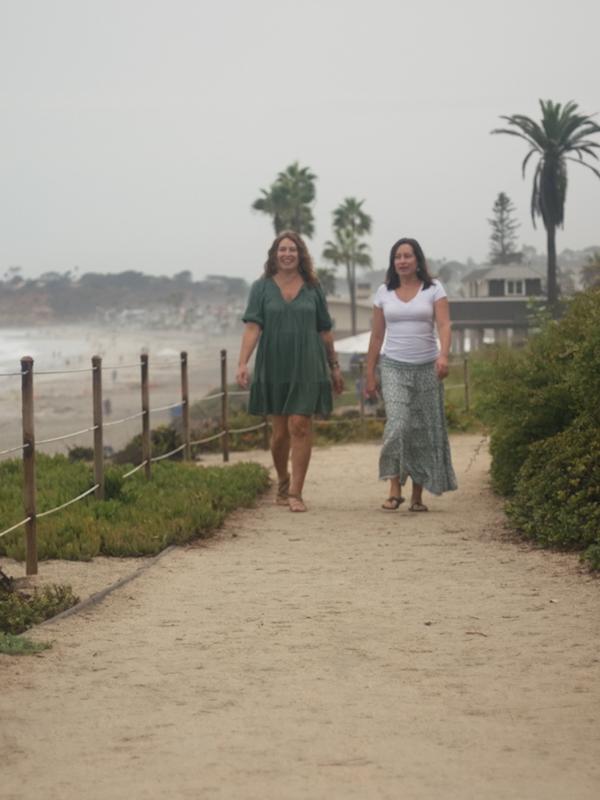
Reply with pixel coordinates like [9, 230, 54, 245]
[373, 281, 447, 364]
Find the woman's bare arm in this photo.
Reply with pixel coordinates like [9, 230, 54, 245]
[365, 307, 386, 396]
[434, 298, 451, 379]
[319, 330, 344, 394]
[236, 323, 261, 388]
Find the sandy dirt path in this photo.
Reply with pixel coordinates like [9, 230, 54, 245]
[2, 435, 599, 800]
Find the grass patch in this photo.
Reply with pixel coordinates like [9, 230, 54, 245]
[0, 632, 51, 655]
[0, 456, 270, 561]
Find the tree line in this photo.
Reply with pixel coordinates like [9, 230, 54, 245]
[251, 99, 600, 322]
[252, 162, 372, 335]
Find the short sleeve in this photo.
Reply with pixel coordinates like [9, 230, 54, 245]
[373, 284, 387, 308]
[242, 279, 265, 328]
[431, 280, 447, 301]
[314, 284, 333, 332]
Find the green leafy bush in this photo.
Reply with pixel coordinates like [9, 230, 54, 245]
[0, 584, 79, 634]
[472, 289, 600, 568]
[506, 423, 600, 566]
[474, 290, 600, 495]
[111, 424, 183, 465]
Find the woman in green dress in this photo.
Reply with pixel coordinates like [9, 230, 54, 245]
[236, 231, 344, 512]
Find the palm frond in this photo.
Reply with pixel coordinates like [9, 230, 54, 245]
[565, 157, 600, 180]
[521, 147, 539, 177]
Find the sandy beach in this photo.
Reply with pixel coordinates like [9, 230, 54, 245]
[0, 325, 243, 456]
[1, 435, 599, 800]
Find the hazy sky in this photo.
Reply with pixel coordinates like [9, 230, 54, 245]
[1, 0, 599, 282]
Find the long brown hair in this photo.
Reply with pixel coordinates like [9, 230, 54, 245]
[385, 237, 435, 290]
[263, 230, 318, 286]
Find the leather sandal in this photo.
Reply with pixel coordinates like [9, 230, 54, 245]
[409, 501, 428, 512]
[288, 494, 307, 513]
[381, 496, 405, 511]
[275, 474, 291, 506]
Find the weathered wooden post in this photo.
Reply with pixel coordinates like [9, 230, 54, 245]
[181, 351, 191, 461]
[141, 353, 151, 478]
[463, 356, 470, 413]
[21, 356, 37, 575]
[358, 358, 367, 436]
[220, 349, 229, 463]
[359, 358, 366, 420]
[92, 355, 105, 499]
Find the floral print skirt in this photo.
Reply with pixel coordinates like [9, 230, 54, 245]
[379, 356, 457, 495]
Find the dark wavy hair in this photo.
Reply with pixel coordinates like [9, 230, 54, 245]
[263, 230, 318, 286]
[385, 237, 434, 290]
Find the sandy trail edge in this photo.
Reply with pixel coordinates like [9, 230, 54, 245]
[1, 435, 599, 800]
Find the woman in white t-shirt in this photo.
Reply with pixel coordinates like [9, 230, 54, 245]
[365, 238, 457, 511]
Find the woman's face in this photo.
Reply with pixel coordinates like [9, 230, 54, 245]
[276, 238, 300, 273]
[394, 243, 418, 280]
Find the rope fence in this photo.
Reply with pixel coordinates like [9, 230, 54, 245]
[0, 347, 470, 574]
[37, 425, 99, 446]
[0, 517, 31, 540]
[122, 461, 149, 479]
[37, 485, 100, 519]
[0, 442, 30, 457]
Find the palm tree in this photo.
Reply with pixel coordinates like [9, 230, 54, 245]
[492, 100, 600, 314]
[322, 198, 372, 334]
[251, 162, 317, 237]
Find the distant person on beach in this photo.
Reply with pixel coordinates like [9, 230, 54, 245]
[365, 237, 457, 512]
[236, 230, 344, 512]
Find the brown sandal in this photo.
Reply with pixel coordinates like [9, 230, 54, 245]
[381, 496, 405, 511]
[288, 493, 307, 513]
[275, 474, 291, 506]
[409, 502, 428, 512]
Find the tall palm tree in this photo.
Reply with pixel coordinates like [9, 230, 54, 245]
[322, 198, 372, 334]
[492, 100, 600, 314]
[251, 162, 317, 237]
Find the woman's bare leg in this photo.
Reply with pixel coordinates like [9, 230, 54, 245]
[288, 414, 312, 511]
[411, 481, 423, 504]
[270, 415, 291, 481]
[410, 481, 428, 510]
[381, 476, 404, 509]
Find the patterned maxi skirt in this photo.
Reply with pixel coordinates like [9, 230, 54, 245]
[379, 356, 457, 495]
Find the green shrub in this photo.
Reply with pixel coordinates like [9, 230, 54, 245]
[111, 424, 183, 465]
[68, 446, 94, 462]
[474, 290, 600, 495]
[506, 422, 600, 564]
[0, 584, 79, 634]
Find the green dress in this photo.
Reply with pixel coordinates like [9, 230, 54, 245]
[242, 277, 333, 416]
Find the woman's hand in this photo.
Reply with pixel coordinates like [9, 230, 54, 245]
[331, 366, 345, 395]
[435, 355, 449, 380]
[236, 363, 250, 389]
[365, 374, 379, 399]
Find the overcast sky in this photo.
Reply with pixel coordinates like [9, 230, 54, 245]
[1, 0, 599, 282]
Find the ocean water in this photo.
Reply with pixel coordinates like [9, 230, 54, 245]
[0, 327, 95, 374]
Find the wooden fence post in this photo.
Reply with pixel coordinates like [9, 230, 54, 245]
[463, 356, 470, 413]
[92, 355, 105, 499]
[21, 356, 37, 576]
[141, 353, 151, 478]
[220, 349, 229, 463]
[181, 351, 191, 461]
[359, 359, 366, 420]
